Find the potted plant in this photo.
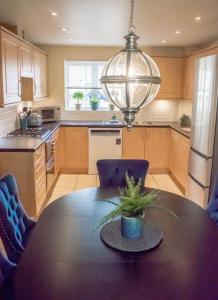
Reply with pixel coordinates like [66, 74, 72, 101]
[95, 174, 178, 239]
[72, 91, 84, 110]
[90, 97, 99, 110]
[179, 114, 191, 127]
[109, 103, 115, 111]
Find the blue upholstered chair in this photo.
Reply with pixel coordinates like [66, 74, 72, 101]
[207, 173, 218, 224]
[0, 174, 36, 263]
[97, 159, 149, 188]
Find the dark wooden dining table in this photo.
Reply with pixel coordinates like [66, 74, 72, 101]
[14, 187, 218, 300]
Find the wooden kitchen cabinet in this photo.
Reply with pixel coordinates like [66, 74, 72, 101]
[0, 143, 46, 217]
[144, 128, 170, 173]
[0, 26, 48, 106]
[183, 56, 195, 100]
[154, 57, 184, 99]
[0, 30, 21, 106]
[169, 129, 190, 192]
[19, 40, 33, 77]
[122, 128, 146, 159]
[64, 127, 88, 173]
[33, 49, 48, 99]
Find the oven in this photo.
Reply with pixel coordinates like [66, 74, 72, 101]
[45, 135, 55, 192]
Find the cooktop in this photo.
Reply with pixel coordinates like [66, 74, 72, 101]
[7, 128, 50, 138]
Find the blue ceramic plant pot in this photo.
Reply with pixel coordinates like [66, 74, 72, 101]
[91, 102, 99, 110]
[121, 216, 143, 239]
[19, 118, 27, 130]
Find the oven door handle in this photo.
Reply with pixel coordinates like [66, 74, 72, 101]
[47, 159, 55, 171]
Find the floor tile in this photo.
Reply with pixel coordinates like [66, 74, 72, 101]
[74, 174, 97, 191]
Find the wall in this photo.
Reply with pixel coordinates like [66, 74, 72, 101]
[0, 106, 19, 137]
[33, 45, 185, 122]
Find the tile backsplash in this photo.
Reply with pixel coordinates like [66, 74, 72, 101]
[0, 106, 18, 137]
[60, 99, 184, 122]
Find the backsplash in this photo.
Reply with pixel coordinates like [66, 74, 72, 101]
[60, 99, 181, 122]
[0, 106, 18, 137]
[139, 99, 179, 122]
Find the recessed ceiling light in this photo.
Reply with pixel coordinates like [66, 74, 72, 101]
[61, 27, 67, 31]
[50, 11, 57, 16]
[195, 16, 201, 21]
[162, 40, 167, 43]
[175, 30, 181, 34]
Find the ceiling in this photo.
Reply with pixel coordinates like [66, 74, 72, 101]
[0, 0, 218, 47]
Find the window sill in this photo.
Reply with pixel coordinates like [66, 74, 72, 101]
[65, 108, 119, 112]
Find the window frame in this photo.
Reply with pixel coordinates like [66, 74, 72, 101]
[64, 60, 115, 111]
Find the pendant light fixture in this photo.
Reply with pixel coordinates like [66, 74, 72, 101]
[100, 0, 161, 128]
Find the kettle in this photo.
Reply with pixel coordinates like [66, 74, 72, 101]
[27, 113, 42, 127]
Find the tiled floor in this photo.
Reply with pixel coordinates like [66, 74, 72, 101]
[47, 173, 183, 206]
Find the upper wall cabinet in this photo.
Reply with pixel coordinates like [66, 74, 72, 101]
[0, 30, 21, 106]
[33, 50, 48, 99]
[20, 41, 33, 77]
[154, 57, 184, 99]
[0, 27, 48, 107]
[183, 56, 195, 101]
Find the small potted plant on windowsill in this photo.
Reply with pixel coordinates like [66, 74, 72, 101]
[90, 97, 100, 110]
[72, 91, 84, 110]
[95, 174, 178, 240]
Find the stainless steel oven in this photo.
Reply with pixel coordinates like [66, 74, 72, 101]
[45, 135, 55, 192]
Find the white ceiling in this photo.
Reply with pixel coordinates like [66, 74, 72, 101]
[0, 0, 218, 47]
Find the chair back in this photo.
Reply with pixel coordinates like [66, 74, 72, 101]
[97, 159, 149, 188]
[207, 173, 218, 224]
[0, 174, 35, 263]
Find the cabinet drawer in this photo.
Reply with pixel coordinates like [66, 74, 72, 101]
[34, 143, 45, 161]
[35, 174, 46, 214]
[34, 155, 46, 182]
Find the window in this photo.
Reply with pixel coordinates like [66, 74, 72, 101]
[65, 60, 114, 111]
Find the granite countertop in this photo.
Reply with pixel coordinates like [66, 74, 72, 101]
[0, 120, 191, 152]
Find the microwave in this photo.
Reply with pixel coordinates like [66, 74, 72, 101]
[32, 106, 60, 123]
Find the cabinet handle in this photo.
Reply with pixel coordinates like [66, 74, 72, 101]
[41, 81, 44, 95]
[33, 81, 36, 96]
[18, 80, 22, 98]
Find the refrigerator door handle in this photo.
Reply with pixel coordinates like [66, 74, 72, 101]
[188, 172, 209, 189]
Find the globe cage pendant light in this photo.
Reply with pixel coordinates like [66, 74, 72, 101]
[100, 0, 161, 128]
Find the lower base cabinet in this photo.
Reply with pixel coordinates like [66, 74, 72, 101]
[62, 127, 88, 173]
[145, 128, 170, 173]
[0, 143, 46, 217]
[169, 129, 190, 192]
[122, 128, 145, 159]
[122, 127, 170, 173]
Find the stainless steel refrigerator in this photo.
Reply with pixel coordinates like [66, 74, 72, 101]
[186, 54, 218, 208]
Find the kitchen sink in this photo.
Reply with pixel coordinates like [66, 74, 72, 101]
[181, 127, 191, 133]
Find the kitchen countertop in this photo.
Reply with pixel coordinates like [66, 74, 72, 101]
[0, 120, 191, 152]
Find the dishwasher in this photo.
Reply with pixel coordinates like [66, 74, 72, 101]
[88, 128, 122, 174]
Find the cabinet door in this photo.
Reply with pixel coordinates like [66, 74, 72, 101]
[64, 127, 88, 173]
[40, 53, 48, 97]
[169, 129, 179, 178]
[33, 49, 42, 99]
[122, 128, 145, 159]
[145, 128, 169, 172]
[1, 31, 21, 105]
[19, 41, 33, 77]
[169, 129, 190, 191]
[154, 57, 184, 99]
[183, 56, 195, 100]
